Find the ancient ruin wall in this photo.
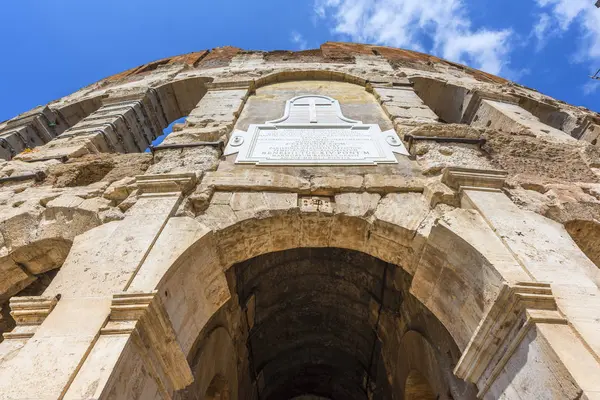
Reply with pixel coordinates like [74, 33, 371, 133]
[0, 42, 600, 399]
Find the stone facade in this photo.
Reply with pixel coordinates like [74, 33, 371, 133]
[0, 42, 600, 399]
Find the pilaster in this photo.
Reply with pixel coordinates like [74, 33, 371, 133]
[0, 174, 193, 400]
[447, 167, 600, 399]
[64, 292, 193, 399]
[454, 282, 567, 397]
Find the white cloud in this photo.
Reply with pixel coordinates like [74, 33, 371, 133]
[532, 13, 552, 50]
[290, 31, 309, 51]
[583, 80, 600, 96]
[313, 0, 513, 75]
[534, 0, 600, 61]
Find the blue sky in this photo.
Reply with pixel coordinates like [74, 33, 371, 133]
[0, 0, 598, 124]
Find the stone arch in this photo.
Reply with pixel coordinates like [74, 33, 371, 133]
[4, 190, 525, 398]
[175, 323, 238, 400]
[152, 76, 213, 126]
[127, 209, 488, 399]
[253, 70, 368, 90]
[0, 213, 102, 339]
[0, 209, 105, 339]
[0, 96, 103, 160]
[564, 219, 600, 269]
[0, 192, 108, 305]
[205, 374, 230, 400]
[13, 195, 508, 398]
[13, 76, 213, 161]
[142, 209, 510, 357]
[396, 331, 464, 400]
[160, 242, 477, 399]
[234, 75, 395, 135]
[409, 77, 470, 123]
[404, 370, 436, 400]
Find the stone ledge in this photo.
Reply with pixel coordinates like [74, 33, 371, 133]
[206, 80, 254, 91]
[136, 173, 197, 194]
[192, 172, 427, 212]
[3, 295, 60, 340]
[442, 167, 508, 190]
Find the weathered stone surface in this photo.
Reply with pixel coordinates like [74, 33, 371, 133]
[470, 99, 576, 143]
[200, 170, 311, 192]
[147, 147, 220, 175]
[423, 180, 458, 207]
[310, 175, 363, 195]
[103, 177, 137, 201]
[363, 174, 426, 193]
[335, 192, 380, 217]
[372, 192, 429, 246]
[373, 86, 439, 126]
[0, 42, 599, 400]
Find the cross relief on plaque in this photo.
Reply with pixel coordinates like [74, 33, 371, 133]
[224, 95, 409, 165]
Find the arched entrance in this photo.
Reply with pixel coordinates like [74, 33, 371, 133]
[205, 374, 230, 400]
[177, 247, 477, 400]
[404, 370, 436, 400]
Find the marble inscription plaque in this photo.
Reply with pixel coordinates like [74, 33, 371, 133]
[232, 126, 399, 165]
[255, 127, 382, 162]
[224, 95, 409, 165]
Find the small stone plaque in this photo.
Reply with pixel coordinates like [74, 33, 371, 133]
[300, 196, 333, 213]
[225, 95, 409, 166]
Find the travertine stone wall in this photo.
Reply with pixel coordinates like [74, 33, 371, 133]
[169, 86, 250, 144]
[371, 84, 440, 128]
[0, 97, 103, 160]
[467, 99, 576, 143]
[0, 42, 599, 400]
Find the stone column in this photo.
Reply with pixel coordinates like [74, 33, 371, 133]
[63, 291, 193, 400]
[441, 168, 600, 399]
[0, 174, 193, 400]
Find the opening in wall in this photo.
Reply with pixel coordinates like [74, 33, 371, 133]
[565, 220, 600, 270]
[144, 117, 186, 152]
[205, 374, 230, 400]
[404, 370, 437, 400]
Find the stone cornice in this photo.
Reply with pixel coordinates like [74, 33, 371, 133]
[3, 295, 59, 340]
[442, 167, 508, 191]
[207, 80, 254, 91]
[101, 291, 193, 392]
[136, 173, 197, 194]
